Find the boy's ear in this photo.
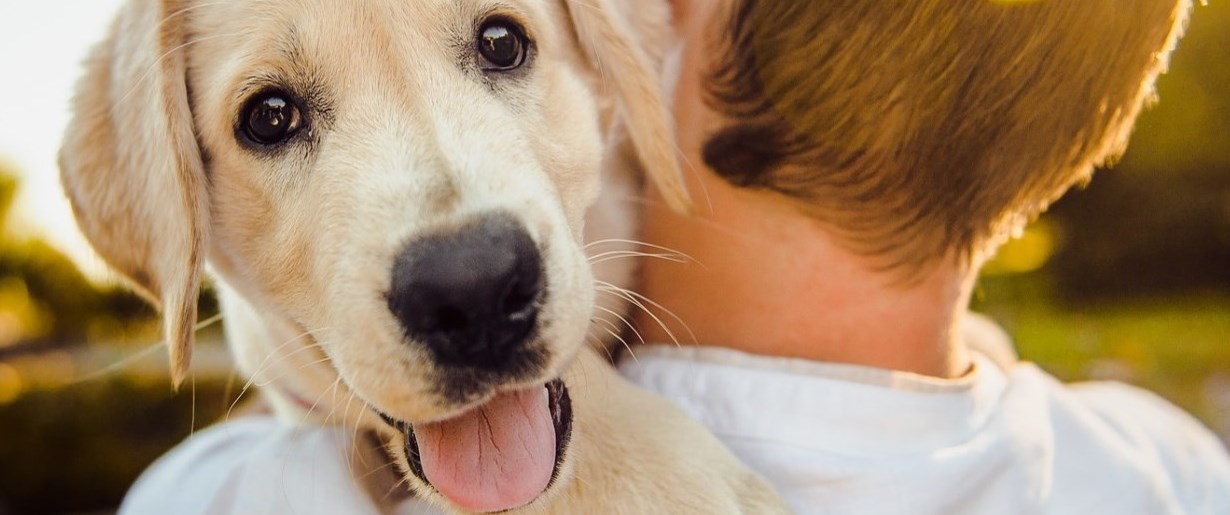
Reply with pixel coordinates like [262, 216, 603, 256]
[565, 0, 693, 213]
[59, 0, 208, 388]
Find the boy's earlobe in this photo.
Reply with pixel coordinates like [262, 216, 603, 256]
[701, 123, 784, 189]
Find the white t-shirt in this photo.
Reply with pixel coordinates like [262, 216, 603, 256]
[119, 417, 444, 515]
[122, 319, 1230, 514]
[618, 342, 1230, 514]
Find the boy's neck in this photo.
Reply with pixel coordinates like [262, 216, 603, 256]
[636, 173, 974, 379]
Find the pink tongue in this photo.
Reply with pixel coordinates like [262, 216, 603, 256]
[415, 387, 556, 513]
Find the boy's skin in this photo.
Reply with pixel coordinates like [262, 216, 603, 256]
[640, 0, 972, 378]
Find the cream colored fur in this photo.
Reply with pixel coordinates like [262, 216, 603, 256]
[59, 0, 785, 513]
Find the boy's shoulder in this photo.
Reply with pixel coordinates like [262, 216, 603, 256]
[619, 319, 1230, 514]
[1039, 374, 1230, 514]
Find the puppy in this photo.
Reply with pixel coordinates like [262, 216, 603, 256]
[59, 0, 786, 513]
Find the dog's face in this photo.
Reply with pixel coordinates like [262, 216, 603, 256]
[60, 0, 683, 511]
[195, 0, 598, 413]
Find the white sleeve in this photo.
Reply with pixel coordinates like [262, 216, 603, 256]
[119, 417, 443, 515]
[1069, 381, 1230, 514]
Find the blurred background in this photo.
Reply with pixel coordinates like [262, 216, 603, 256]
[1, 2, 1228, 514]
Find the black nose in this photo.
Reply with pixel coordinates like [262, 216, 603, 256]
[387, 214, 544, 369]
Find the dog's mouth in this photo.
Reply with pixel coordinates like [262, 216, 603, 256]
[378, 379, 572, 513]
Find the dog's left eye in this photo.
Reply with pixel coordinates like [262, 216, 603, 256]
[476, 18, 529, 71]
[240, 91, 304, 146]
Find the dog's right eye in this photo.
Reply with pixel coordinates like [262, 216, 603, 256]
[476, 18, 529, 72]
[240, 91, 304, 146]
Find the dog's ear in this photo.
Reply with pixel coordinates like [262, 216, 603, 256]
[59, 0, 207, 388]
[565, 0, 693, 213]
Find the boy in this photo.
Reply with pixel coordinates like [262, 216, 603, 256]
[622, 0, 1230, 513]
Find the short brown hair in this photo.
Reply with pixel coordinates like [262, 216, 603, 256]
[703, 0, 1191, 274]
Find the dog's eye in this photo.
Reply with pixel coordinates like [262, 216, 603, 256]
[241, 91, 304, 146]
[476, 19, 528, 71]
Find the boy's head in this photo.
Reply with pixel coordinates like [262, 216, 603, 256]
[700, 0, 1191, 275]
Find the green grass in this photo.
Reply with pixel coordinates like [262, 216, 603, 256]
[975, 277, 1230, 431]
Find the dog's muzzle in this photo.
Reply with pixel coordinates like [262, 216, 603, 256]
[378, 379, 573, 512]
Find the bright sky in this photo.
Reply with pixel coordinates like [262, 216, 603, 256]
[0, 0, 125, 278]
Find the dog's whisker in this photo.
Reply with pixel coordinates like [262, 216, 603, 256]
[319, 376, 345, 426]
[324, 388, 349, 454]
[237, 329, 325, 383]
[608, 285, 699, 346]
[70, 341, 162, 384]
[352, 406, 372, 470]
[587, 250, 690, 265]
[298, 375, 344, 425]
[601, 306, 649, 348]
[383, 476, 412, 501]
[252, 353, 337, 390]
[595, 280, 695, 349]
[592, 294, 649, 351]
[243, 329, 330, 380]
[583, 237, 656, 250]
[113, 31, 246, 114]
[340, 391, 358, 478]
[227, 345, 320, 419]
[258, 353, 337, 383]
[581, 2, 607, 98]
[219, 367, 240, 417]
[277, 455, 293, 508]
[225, 327, 329, 422]
[246, 344, 333, 393]
[158, 1, 230, 38]
[589, 253, 688, 266]
[580, 238, 698, 266]
[329, 378, 348, 425]
[659, 116, 706, 211]
[352, 400, 377, 477]
[70, 313, 225, 385]
[590, 314, 639, 365]
[585, 238, 698, 262]
[592, 305, 648, 358]
[630, 296, 696, 350]
[341, 387, 358, 432]
[621, 194, 764, 244]
[357, 460, 400, 481]
[189, 372, 197, 436]
[587, 248, 681, 258]
[587, 336, 617, 362]
[590, 310, 628, 338]
[341, 389, 363, 477]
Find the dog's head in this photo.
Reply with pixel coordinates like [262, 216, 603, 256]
[59, 0, 684, 511]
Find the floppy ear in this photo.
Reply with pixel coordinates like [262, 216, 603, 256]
[565, 0, 693, 213]
[59, 0, 207, 388]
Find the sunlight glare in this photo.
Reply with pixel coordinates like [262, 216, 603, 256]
[0, 1, 126, 282]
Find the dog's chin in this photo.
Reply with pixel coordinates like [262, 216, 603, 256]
[377, 379, 573, 513]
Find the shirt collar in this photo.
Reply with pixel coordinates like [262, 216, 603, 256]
[619, 344, 1009, 455]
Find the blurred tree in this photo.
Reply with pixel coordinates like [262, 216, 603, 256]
[1049, 170, 1230, 299]
[0, 166, 153, 356]
[1123, 2, 1230, 174]
[0, 166, 233, 515]
[1040, 1, 1230, 301]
